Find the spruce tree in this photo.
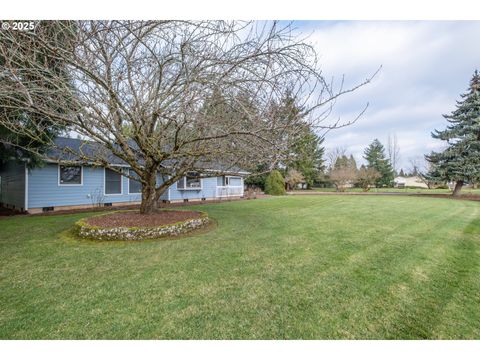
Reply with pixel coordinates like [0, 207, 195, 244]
[425, 70, 480, 196]
[363, 139, 394, 187]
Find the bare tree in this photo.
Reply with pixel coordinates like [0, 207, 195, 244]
[330, 167, 357, 192]
[285, 169, 305, 190]
[409, 157, 437, 189]
[356, 165, 380, 192]
[0, 21, 376, 213]
[387, 133, 400, 175]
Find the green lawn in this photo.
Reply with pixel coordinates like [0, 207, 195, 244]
[1, 196, 480, 339]
[301, 187, 480, 194]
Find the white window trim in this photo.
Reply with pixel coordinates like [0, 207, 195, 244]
[177, 173, 203, 191]
[104, 167, 123, 196]
[222, 175, 242, 186]
[58, 164, 83, 186]
[127, 169, 142, 195]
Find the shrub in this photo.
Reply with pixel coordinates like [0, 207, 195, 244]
[356, 166, 380, 192]
[265, 170, 286, 195]
[285, 169, 305, 190]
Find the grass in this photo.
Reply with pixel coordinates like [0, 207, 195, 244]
[303, 187, 480, 194]
[1, 195, 480, 339]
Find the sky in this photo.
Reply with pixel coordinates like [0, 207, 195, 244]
[294, 21, 480, 172]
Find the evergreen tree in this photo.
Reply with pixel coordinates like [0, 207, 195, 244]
[348, 155, 357, 171]
[270, 90, 325, 188]
[399, 168, 405, 177]
[244, 163, 269, 190]
[334, 155, 349, 170]
[0, 21, 75, 167]
[363, 139, 394, 187]
[288, 125, 325, 188]
[425, 70, 480, 196]
[334, 154, 357, 172]
[264, 170, 286, 195]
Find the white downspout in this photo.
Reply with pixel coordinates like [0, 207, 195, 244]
[24, 164, 29, 211]
[167, 175, 171, 201]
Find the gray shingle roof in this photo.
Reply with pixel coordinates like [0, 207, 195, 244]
[47, 137, 248, 174]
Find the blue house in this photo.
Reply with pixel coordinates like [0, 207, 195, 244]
[0, 137, 247, 213]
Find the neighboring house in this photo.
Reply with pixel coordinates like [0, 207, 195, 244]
[393, 176, 428, 189]
[0, 137, 247, 213]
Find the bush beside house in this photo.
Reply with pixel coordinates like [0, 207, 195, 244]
[265, 170, 286, 195]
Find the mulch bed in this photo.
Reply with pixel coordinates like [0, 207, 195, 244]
[0, 207, 26, 217]
[85, 210, 204, 228]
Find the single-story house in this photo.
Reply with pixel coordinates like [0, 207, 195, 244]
[0, 137, 248, 213]
[393, 176, 428, 189]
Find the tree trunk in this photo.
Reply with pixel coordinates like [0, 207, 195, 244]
[139, 170, 158, 214]
[140, 184, 157, 214]
[452, 180, 464, 197]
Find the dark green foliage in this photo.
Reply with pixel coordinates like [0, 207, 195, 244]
[334, 154, 357, 171]
[264, 170, 286, 195]
[288, 125, 325, 188]
[425, 70, 480, 194]
[244, 91, 325, 190]
[244, 164, 269, 190]
[0, 21, 75, 167]
[364, 139, 394, 187]
[272, 91, 325, 189]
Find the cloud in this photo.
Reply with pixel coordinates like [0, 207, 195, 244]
[297, 21, 480, 171]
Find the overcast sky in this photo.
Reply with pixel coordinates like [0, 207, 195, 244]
[294, 21, 480, 172]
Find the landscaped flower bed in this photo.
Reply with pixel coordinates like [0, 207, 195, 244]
[75, 209, 209, 240]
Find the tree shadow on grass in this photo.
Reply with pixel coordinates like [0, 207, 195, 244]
[383, 233, 479, 339]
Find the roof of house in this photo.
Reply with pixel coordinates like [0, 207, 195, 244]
[47, 137, 248, 174]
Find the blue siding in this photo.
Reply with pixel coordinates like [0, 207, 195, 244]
[28, 164, 143, 208]
[0, 161, 25, 210]
[26, 164, 243, 208]
[169, 176, 218, 201]
[158, 174, 170, 201]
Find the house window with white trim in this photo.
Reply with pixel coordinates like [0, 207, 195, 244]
[105, 168, 122, 195]
[59, 165, 82, 185]
[177, 172, 202, 190]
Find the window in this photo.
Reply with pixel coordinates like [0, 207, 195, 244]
[177, 172, 202, 190]
[221, 176, 241, 186]
[105, 168, 122, 195]
[128, 169, 142, 194]
[59, 165, 82, 185]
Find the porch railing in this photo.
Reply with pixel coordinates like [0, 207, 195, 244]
[216, 186, 244, 198]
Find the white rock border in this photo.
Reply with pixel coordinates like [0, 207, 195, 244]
[75, 210, 210, 241]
